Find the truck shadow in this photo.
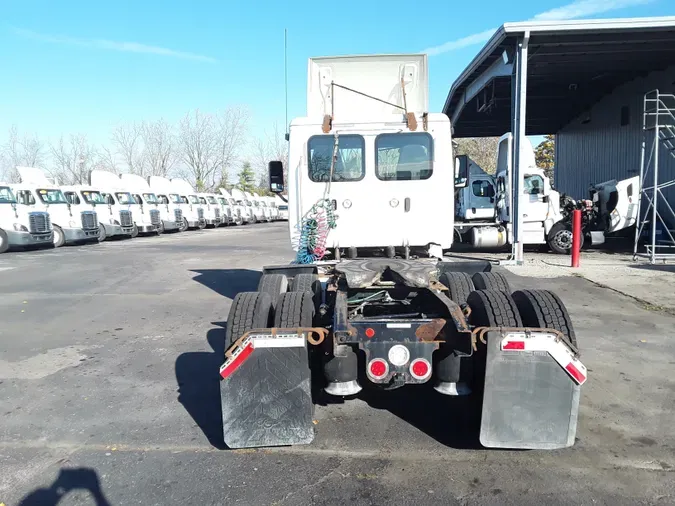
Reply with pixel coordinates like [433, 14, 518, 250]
[175, 322, 228, 449]
[357, 384, 484, 450]
[191, 269, 261, 300]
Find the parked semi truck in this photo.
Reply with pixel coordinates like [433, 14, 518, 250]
[219, 189, 245, 225]
[218, 54, 586, 451]
[121, 174, 180, 234]
[0, 182, 53, 253]
[230, 189, 255, 224]
[454, 133, 639, 254]
[170, 179, 206, 230]
[148, 176, 187, 232]
[62, 184, 134, 241]
[13, 167, 99, 247]
[275, 194, 289, 220]
[197, 192, 223, 228]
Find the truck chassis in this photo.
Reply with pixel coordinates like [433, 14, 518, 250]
[219, 259, 586, 451]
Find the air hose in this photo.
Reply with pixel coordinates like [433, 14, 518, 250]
[294, 198, 337, 264]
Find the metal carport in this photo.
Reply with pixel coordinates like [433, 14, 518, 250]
[443, 16, 675, 263]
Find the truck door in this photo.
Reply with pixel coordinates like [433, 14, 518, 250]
[521, 173, 548, 224]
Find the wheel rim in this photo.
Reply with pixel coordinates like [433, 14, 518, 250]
[54, 229, 63, 245]
[98, 225, 105, 241]
[0, 234, 5, 248]
[553, 230, 573, 251]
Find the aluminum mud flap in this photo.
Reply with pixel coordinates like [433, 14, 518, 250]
[220, 331, 314, 449]
[479, 331, 587, 450]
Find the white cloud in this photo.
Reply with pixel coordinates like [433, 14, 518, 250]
[12, 27, 217, 63]
[422, 0, 656, 56]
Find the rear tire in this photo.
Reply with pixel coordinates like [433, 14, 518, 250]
[180, 218, 189, 232]
[467, 290, 523, 327]
[440, 272, 475, 305]
[225, 292, 273, 349]
[0, 229, 9, 253]
[274, 292, 315, 327]
[471, 271, 511, 292]
[130, 224, 139, 238]
[198, 220, 206, 230]
[291, 273, 320, 294]
[257, 273, 289, 306]
[512, 289, 578, 349]
[53, 225, 66, 247]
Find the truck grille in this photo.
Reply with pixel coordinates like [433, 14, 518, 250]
[237, 208, 242, 217]
[226, 207, 232, 218]
[29, 212, 51, 234]
[174, 208, 183, 223]
[120, 210, 133, 228]
[150, 209, 161, 226]
[214, 208, 221, 219]
[198, 208, 205, 220]
[81, 211, 98, 230]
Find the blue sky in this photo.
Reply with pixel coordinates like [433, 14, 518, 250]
[1, 0, 673, 154]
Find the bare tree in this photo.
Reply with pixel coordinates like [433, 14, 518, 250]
[454, 137, 500, 174]
[1, 125, 47, 181]
[94, 146, 119, 172]
[49, 134, 99, 185]
[139, 119, 177, 177]
[178, 107, 249, 191]
[111, 122, 143, 175]
[252, 122, 288, 187]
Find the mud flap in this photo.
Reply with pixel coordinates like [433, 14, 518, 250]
[479, 331, 586, 450]
[220, 332, 314, 449]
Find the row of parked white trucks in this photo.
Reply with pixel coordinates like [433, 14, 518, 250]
[0, 166, 289, 253]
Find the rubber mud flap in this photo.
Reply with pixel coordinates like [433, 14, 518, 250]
[479, 331, 580, 450]
[220, 336, 314, 449]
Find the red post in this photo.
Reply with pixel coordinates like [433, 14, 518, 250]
[571, 209, 581, 268]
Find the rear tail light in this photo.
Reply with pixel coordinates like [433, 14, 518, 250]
[367, 358, 389, 380]
[410, 358, 431, 381]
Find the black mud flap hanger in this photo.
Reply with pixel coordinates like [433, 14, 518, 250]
[219, 328, 326, 449]
[479, 329, 587, 450]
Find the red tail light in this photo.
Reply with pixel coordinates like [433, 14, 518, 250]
[367, 358, 389, 380]
[409, 358, 431, 380]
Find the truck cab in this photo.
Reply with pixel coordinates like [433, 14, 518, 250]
[230, 189, 255, 224]
[284, 54, 453, 258]
[197, 193, 223, 228]
[454, 156, 497, 222]
[219, 189, 245, 225]
[13, 167, 99, 247]
[265, 196, 280, 221]
[0, 183, 53, 253]
[148, 176, 187, 232]
[62, 185, 131, 241]
[120, 174, 179, 234]
[216, 195, 234, 225]
[170, 179, 206, 230]
[274, 194, 289, 220]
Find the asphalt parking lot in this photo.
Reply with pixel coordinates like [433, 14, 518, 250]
[1, 222, 674, 505]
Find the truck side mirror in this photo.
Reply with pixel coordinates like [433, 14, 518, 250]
[454, 156, 468, 188]
[269, 161, 284, 193]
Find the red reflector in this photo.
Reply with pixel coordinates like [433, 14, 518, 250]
[503, 341, 525, 350]
[220, 342, 254, 379]
[369, 359, 387, 378]
[565, 362, 586, 384]
[365, 328, 375, 338]
[411, 359, 429, 378]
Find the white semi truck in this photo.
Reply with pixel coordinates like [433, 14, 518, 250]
[0, 183, 53, 253]
[196, 193, 223, 228]
[62, 184, 134, 241]
[91, 170, 159, 236]
[230, 188, 255, 224]
[274, 194, 289, 220]
[170, 179, 206, 230]
[219, 189, 246, 225]
[215, 194, 234, 225]
[120, 174, 180, 234]
[148, 176, 187, 232]
[219, 54, 587, 452]
[265, 196, 280, 221]
[13, 167, 99, 247]
[454, 133, 639, 254]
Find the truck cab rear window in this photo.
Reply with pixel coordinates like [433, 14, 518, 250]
[308, 135, 365, 182]
[376, 133, 433, 181]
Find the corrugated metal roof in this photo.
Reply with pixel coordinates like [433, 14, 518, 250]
[444, 16, 675, 137]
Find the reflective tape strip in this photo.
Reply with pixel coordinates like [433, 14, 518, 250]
[500, 333, 587, 386]
[252, 337, 305, 349]
[220, 341, 254, 380]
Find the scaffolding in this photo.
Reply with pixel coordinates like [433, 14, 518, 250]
[634, 90, 675, 264]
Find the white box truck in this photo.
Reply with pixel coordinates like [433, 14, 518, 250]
[0, 182, 53, 252]
[13, 166, 99, 247]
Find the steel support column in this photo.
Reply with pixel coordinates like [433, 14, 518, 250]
[508, 33, 529, 265]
